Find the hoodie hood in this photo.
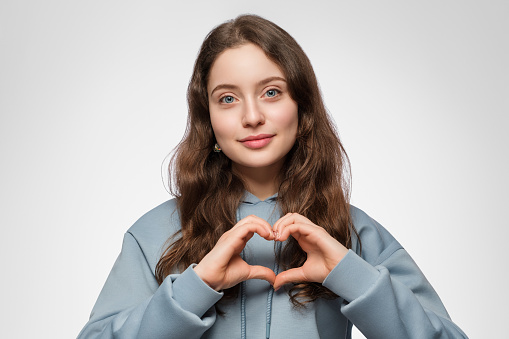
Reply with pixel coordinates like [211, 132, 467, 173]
[241, 191, 278, 205]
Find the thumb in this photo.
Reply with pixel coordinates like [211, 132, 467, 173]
[246, 265, 276, 286]
[273, 268, 308, 291]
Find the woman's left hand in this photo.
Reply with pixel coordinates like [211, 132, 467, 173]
[272, 213, 349, 291]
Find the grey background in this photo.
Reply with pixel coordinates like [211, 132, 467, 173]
[1, 1, 507, 338]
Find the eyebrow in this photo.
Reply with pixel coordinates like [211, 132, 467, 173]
[209, 76, 287, 96]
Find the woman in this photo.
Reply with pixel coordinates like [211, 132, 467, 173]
[78, 15, 467, 338]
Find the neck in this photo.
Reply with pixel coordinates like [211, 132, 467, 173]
[233, 161, 283, 201]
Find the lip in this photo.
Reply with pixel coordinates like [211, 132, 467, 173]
[239, 134, 275, 142]
[239, 134, 275, 149]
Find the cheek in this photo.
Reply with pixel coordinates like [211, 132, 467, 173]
[210, 112, 234, 142]
[276, 102, 299, 134]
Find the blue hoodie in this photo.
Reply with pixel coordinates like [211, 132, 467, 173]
[78, 193, 468, 338]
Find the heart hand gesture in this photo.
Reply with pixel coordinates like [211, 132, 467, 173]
[194, 213, 348, 292]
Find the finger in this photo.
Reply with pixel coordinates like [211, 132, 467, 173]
[230, 221, 275, 242]
[214, 225, 260, 257]
[214, 222, 276, 260]
[277, 222, 318, 243]
[272, 212, 293, 231]
[273, 212, 310, 231]
[246, 265, 276, 286]
[277, 224, 347, 266]
[273, 213, 296, 240]
[234, 214, 271, 230]
[232, 216, 273, 239]
[273, 267, 308, 291]
[273, 213, 315, 239]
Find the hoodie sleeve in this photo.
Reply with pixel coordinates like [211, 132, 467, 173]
[322, 208, 468, 339]
[77, 232, 223, 339]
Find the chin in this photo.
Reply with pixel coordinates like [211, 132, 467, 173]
[232, 156, 286, 171]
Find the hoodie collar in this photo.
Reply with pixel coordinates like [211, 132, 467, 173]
[241, 191, 278, 205]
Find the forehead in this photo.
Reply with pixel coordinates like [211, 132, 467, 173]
[207, 43, 285, 92]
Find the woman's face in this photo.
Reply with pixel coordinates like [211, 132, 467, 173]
[207, 43, 298, 174]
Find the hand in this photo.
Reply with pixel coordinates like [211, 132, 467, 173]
[272, 213, 348, 291]
[193, 215, 276, 291]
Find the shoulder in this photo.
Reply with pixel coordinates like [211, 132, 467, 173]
[349, 205, 403, 265]
[125, 198, 182, 270]
[127, 198, 181, 238]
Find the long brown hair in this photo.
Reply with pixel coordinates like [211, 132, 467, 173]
[155, 14, 358, 306]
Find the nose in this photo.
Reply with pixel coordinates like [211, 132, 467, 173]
[241, 98, 265, 127]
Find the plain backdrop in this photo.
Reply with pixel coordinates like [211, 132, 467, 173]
[1, 1, 507, 338]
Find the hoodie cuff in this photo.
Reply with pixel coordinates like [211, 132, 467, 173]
[322, 249, 380, 302]
[171, 264, 224, 317]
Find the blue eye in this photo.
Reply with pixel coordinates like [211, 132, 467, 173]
[265, 89, 279, 97]
[221, 96, 235, 104]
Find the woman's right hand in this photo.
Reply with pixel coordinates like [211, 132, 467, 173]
[193, 215, 276, 291]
